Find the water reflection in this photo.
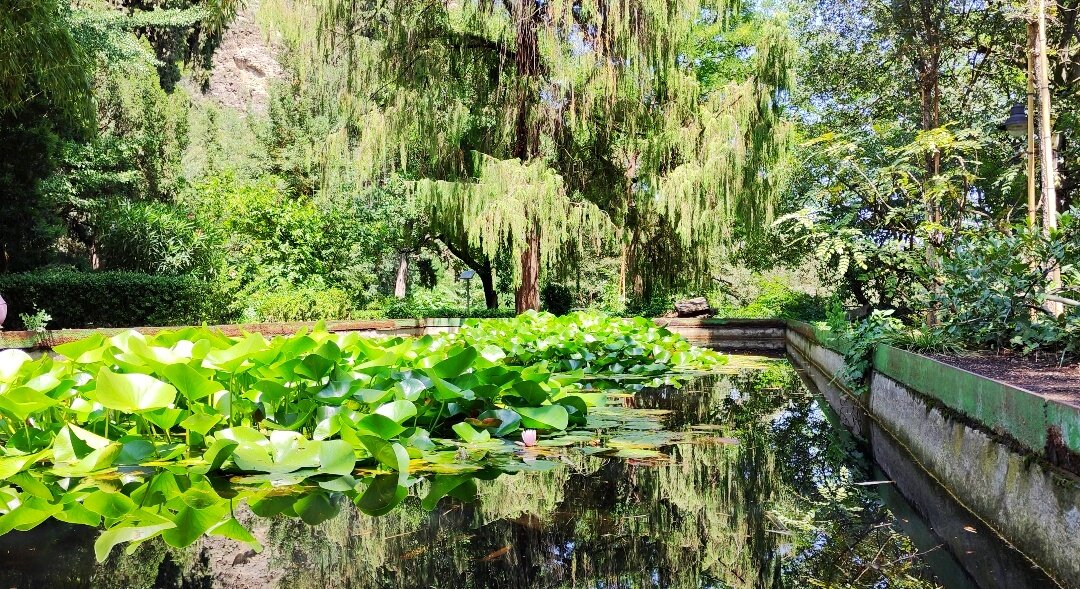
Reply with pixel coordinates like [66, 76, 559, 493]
[0, 359, 1052, 588]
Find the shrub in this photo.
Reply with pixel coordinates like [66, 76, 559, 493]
[92, 199, 221, 278]
[0, 268, 229, 329]
[541, 283, 574, 315]
[722, 278, 829, 320]
[237, 286, 355, 322]
[383, 297, 516, 319]
[932, 214, 1080, 356]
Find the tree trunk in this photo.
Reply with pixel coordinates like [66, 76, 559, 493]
[480, 265, 498, 309]
[438, 235, 499, 309]
[1034, 0, 1063, 315]
[510, 0, 542, 314]
[393, 251, 409, 298]
[515, 230, 541, 313]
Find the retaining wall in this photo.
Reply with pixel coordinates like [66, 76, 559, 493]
[786, 321, 1080, 587]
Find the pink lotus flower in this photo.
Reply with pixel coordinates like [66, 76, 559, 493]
[520, 429, 538, 447]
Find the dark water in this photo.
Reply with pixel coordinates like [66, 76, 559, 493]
[0, 357, 1057, 588]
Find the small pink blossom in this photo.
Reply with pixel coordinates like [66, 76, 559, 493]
[520, 429, 538, 447]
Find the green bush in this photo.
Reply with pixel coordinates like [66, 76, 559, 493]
[237, 286, 355, 322]
[931, 214, 1080, 356]
[541, 283, 574, 315]
[92, 199, 221, 278]
[383, 298, 516, 319]
[0, 268, 229, 329]
[720, 278, 829, 320]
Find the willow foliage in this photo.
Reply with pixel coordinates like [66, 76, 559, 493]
[303, 0, 794, 300]
[416, 155, 611, 282]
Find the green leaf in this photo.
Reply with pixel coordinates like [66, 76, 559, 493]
[355, 474, 407, 516]
[451, 422, 490, 444]
[431, 346, 477, 378]
[0, 496, 62, 535]
[0, 451, 46, 481]
[83, 490, 136, 519]
[354, 414, 406, 440]
[162, 502, 229, 548]
[421, 475, 472, 511]
[91, 367, 177, 412]
[374, 400, 417, 424]
[52, 335, 107, 364]
[226, 430, 321, 474]
[56, 501, 100, 527]
[394, 377, 427, 401]
[200, 438, 238, 472]
[115, 439, 156, 465]
[208, 518, 262, 551]
[293, 492, 340, 525]
[51, 443, 122, 477]
[516, 405, 569, 431]
[160, 363, 223, 402]
[94, 511, 176, 562]
[511, 380, 549, 405]
[318, 440, 356, 476]
[476, 409, 521, 437]
[478, 345, 506, 363]
[180, 412, 223, 436]
[144, 407, 184, 430]
[358, 436, 410, 472]
[0, 386, 59, 421]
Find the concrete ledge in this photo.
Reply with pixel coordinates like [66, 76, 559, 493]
[0, 320, 408, 350]
[788, 321, 1080, 586]
[870, 372, 1080, 586]
[1, 317, 791, 353]
[875, 344, 1080, 461]
[655, 318, 786, 352]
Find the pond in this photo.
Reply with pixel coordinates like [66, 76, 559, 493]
[0, 355, 1056, 588]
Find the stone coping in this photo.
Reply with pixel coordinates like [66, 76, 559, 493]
[0, 319, 412, 349]
[0, 316, 786, 350]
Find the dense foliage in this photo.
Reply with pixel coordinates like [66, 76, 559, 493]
[0, 268, 228, 329]
[0, 0, 795, 321]
[0, 313, 724, 557]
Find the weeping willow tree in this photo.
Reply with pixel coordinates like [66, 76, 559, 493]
[314, 0, 794, 310]
[416, 154, 611, 309]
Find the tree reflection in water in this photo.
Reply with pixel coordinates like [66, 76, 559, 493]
[0, 360, 978, 588]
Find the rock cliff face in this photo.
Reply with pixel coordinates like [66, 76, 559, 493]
[194, 0, 284, 113]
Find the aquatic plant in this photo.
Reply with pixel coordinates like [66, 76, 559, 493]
[454, 311, 727, 375]
[0, 312, 724, 559]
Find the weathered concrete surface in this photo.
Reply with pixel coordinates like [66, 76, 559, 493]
[876, 344, 1080, 462]
[789, 322, 1080, 586]
[870, 372, 1080, 587]
[655, 318, 786, 352]
[870, 420, 1058, 587]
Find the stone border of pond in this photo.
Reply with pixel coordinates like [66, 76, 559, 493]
[786, 321, 1080, 588]
[0, 317, 791, 353]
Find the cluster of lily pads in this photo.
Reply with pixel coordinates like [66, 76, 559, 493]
[456, 311, 727, 374]
[0, 311, 725, 559]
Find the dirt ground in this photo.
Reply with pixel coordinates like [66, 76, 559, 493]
[931, 351, 1080, 408]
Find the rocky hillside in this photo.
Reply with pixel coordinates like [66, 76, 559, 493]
[190, 0, 284, 113]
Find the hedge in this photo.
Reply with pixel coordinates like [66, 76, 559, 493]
[0, 269, 230, 330]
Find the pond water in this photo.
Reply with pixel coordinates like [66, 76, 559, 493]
[0, 355, 1057, 588]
